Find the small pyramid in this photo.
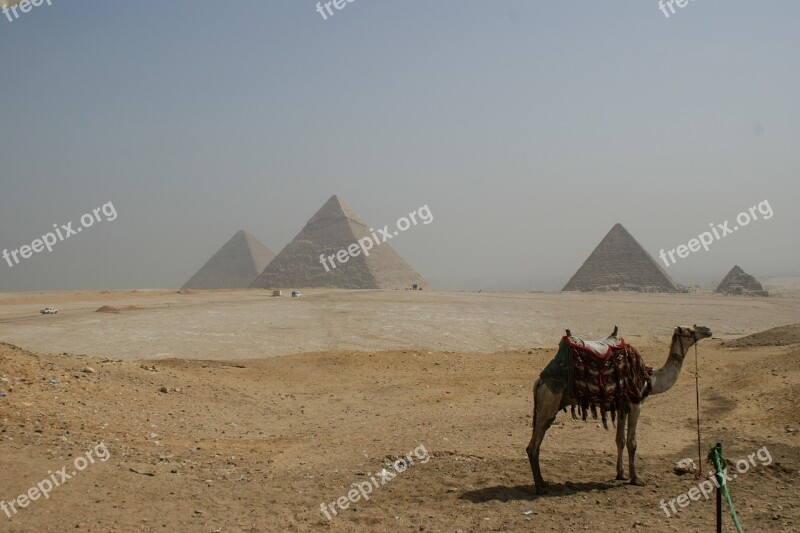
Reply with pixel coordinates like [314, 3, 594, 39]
[715, 265, 769, 296]
[563, 223, 681, 292]
[182, 230, 275, 290]
[251, 195, 427, 289]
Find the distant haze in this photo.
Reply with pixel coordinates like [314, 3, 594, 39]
[1, 1, 798, 292]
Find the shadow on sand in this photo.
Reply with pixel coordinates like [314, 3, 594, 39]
[459, 480, 619, 503]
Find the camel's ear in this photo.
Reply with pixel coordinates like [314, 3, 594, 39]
[676, 326, 683, 335]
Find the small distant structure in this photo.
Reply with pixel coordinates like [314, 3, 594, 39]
[715, 265, 769, 296]
[272, 290, 282, 297]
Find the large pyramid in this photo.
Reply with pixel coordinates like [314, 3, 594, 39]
[562, 223, 681, 292]
[715, 265, 769, 296]
[182, 230, 275, 290]
[251, 195, 427, 290]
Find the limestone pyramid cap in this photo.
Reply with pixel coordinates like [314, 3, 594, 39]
[307, 195, 368, 227]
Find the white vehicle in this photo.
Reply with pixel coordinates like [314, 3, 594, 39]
[40, 307, 58, 315]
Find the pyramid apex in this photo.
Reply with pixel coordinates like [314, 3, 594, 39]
[235, 229, 256, 242]
[308, 195, 368, 227]
[609, 223, 628, 232]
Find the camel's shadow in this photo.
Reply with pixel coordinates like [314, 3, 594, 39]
[459, 480, 619, 503]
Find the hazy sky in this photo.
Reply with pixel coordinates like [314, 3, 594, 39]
[1, 1, 798, 292]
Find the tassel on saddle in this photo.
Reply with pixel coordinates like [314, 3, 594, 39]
[570, 402, 615, 429]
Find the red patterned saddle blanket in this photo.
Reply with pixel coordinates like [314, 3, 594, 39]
[564, 336, 653, 428]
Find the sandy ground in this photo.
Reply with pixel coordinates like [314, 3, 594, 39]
[0, 290, 798, 532]
[0, 289, 798, 359]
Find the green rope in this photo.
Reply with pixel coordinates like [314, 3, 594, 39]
[708, 444, 744, 533]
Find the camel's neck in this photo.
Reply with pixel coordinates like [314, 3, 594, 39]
[650, 333, 696, 395]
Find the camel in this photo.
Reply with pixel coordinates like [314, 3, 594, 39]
[526, 324, 712, 494]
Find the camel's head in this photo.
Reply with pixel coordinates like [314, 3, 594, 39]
[674, 325, 712, 341]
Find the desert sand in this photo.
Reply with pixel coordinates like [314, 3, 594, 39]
[0, 290, 798, 532]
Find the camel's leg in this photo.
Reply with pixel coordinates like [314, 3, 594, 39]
[526, 379, 562, 494]
[615, 409, 628, 480]
[626, 403, 645, 486]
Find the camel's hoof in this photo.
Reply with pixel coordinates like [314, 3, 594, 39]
[629, 479, 646, 487]
[615, 474, 627, 481]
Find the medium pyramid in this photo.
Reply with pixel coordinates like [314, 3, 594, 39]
[715, 265, 769, 296]
[251, 195, 427, 290]
[182, 230, 275, 290]
[562, 223, 681, 292]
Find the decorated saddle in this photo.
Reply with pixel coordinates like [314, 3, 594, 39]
[539, 328, 653, 428]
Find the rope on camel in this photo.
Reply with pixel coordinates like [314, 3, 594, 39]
[695, 343, 702, 477]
